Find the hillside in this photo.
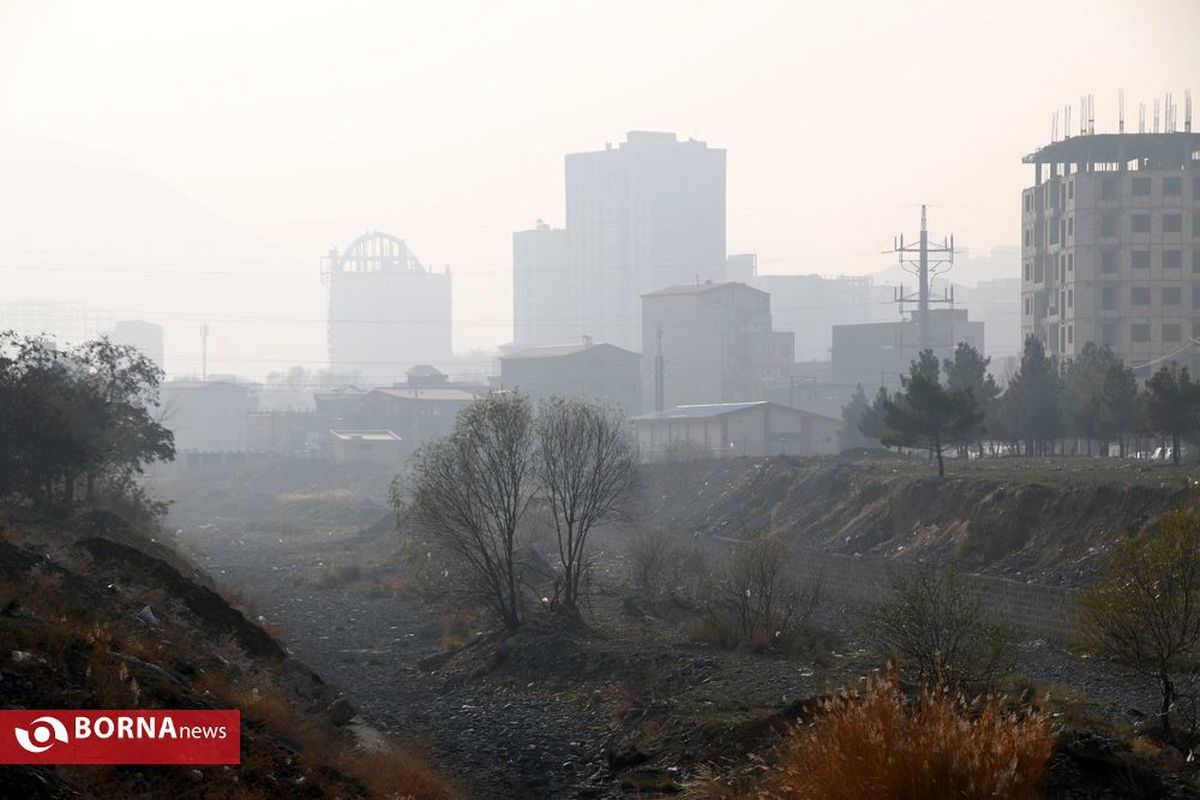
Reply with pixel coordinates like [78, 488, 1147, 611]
[642, 454, 1200, 585]
[0, 509, 455, 799]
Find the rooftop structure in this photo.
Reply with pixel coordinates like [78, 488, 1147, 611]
[323, 231, 452, 384]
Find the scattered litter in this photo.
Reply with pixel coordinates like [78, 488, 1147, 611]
[137, 605, 159, 627]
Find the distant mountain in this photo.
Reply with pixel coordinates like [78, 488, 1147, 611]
[0, 132, 324, 376]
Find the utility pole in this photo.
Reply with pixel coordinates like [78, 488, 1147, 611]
[891, 205, 954, 352]
[201, 323, 209, 381]
[654, 324, 665, 412]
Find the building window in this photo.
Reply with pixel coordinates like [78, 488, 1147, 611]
[1101, 286, 1118, 310]
[1068, 325, 1074, 344]
[1132, 249, 1151, 269]
[1034, 258, 1044, 282]
[1194, 177, 1200, 202]
[1068, 181, 1075, 200]
[1024, 194, 1032, 212]
[1193, 285, 1200, 308]
[1131, 323, 1151, 343]
[1163, 323, 1183, 343]
[1132, 286, 1151, 305]
[1024, 227, 1033, 246]
[1068, 289, 1074, 308]
[1023, 261, 1032, 281]
[1164, 286, 1182, 305]
[1164, 214, 1183, 234]
[1132, 176, 1152, 196]
[1102, 177, 1118, 200]
[1024, 296, 1032, 315]
[1101, 215, 1118, 236]
[1101, 249, 1118, 272]
[1051, 220, 1060, 245]
[1101, 322, 1118, 346]
[1132, 214, 1151, 234]
[1067, 217, 1074, 236]
[1059, 255, 1066, 280]
[1165, 249, 1183, 269]
[1068, 253, 1074, 271]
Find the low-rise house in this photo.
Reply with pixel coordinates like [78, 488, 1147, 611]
[630, 401, 840, 460]
[326, 429, 404, 466]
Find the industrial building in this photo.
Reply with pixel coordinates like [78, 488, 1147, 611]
[641, 281, 794, 410]
[1020, 126, 1200, 373]
[512, 221, 569, 347]
[500, 340, 641, 414]
[564, 131, 726, 351]
[630, 401, 840, 460]
[831, 308, 986, 390]
[324, 231, 452, 385]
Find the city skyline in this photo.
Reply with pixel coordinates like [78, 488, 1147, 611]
[1, 0, 1197, 374]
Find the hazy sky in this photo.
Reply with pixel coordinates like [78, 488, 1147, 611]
[1, 0, 1197, 376]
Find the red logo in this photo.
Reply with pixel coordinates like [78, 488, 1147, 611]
[0, 710, 240, 764]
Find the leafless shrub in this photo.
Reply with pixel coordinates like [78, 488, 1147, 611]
[866, 564, 1017, 691]
[702, 534, 821, 651]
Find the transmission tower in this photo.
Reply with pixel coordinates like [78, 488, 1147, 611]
[891, 204, 955, 351]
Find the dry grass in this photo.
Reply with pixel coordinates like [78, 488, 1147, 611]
[333, 740, 460, 800]
[688, 671, 1056, 800]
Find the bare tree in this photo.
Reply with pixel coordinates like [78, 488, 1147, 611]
[1080, 508, 1200, 739]
[404, 394, 536, 631]
[536, 397, 638, 613]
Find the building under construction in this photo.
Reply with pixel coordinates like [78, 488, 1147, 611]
[1020, 94, 1200, 374]
[323, 232, 452, 386]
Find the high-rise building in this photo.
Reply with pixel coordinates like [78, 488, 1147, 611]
[1020, 130, 1200, 373]
[566, 131, 726, 351]
[324, 232, 452, 386]
[512, 221, 569, 347]
[111, 319, 164, 370]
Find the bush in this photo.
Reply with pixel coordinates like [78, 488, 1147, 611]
[703, 535, 820, 651]
[687, 672, 1056, 800]
[626, 528, 683, 601]
[865, 564, 1017, 690]
[1079, 507, 1200, 740]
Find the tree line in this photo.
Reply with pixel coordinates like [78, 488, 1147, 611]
[841, 334, 1200, 474]
[0, 332, 174, 513]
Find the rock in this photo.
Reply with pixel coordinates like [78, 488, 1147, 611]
[606, 735, 652, 772]
[621, 596, 648, 618]
[137, 605, 159, 627]
[327, 696, 356, 726]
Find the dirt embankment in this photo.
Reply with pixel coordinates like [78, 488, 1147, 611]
[643, 456, 1200, 585]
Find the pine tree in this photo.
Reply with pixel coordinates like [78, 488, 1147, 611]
[839, 384, 874, 451]
[942, 342, 999, 457]
[1145, 364, 1200, 465]
[881, 350, 984, 477]
[1003, 335, 1062, 456]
